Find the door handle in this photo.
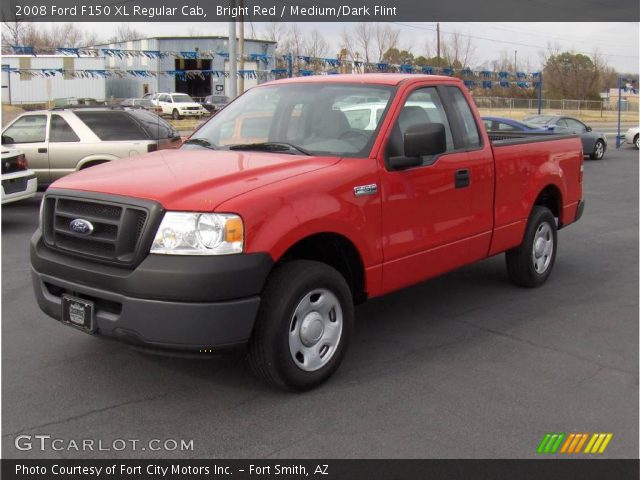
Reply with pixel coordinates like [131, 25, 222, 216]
[455, 169, 470, 188]
[38, 148, 47, 153]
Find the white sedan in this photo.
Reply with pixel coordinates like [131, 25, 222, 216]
[1, 148, 37, 204]
[624, 127, 639, 149]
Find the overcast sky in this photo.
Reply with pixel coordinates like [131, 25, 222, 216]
[48, 22, 640, 73]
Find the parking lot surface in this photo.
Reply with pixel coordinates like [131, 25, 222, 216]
[2, 147, 638, 459]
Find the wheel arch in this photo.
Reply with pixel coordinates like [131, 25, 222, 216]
[276, 232, 367, 304]
[76, 154, 119, 170]
[532, 184, 563, 224]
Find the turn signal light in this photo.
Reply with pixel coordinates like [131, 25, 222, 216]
[225, 217, 244, 243]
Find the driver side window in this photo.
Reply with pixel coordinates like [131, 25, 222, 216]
[3, 115, 47, 144]
[386, 87, 454, 161]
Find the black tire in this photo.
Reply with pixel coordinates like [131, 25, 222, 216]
[634, 134, 639, 150]
[172, 109, 181, 120]
[248, 260, 354, 391]
[506, 206, 558, 288]
[589, 139, 605, 160]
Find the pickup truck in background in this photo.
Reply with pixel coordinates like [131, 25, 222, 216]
[30, 75, 584, 391]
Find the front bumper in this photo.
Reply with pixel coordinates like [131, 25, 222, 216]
[178, 110, 205, 117]
[31, 231, 274, 350]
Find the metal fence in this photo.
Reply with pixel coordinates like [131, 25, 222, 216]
[474, 97, 634, 112]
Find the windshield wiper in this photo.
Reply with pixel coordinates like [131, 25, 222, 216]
[228, 142, 311, 156]
[183, 138, 217, 149]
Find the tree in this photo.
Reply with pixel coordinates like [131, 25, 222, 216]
[440, 31, 475, 69]
[373, 24, 399, 62]
[543, 51, 603, 100]
[382, 47, 414, 68]
[107, 24, 142, 43]
[2, 22, 99, 50]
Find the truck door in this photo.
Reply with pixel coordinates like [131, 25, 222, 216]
[379, 84, 494, 293]
[2, 113, 50, 185]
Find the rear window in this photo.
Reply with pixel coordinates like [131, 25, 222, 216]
[128, 110, 179, 140]
[74, 111, 148, 141]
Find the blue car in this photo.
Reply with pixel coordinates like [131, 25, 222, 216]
[482, 116, 550, 133]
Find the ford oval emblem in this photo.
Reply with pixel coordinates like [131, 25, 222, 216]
[69, 219, 94, 236]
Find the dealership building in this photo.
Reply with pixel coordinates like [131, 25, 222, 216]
[1, 35, 277, 105]
[96, 36, 277, 100]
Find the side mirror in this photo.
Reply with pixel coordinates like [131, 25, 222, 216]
[1, 134, 14, 145]
[389, 123, 447, 170]
[585, 126, 592, 132]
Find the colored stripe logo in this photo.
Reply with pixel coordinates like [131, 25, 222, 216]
[537, 433, 613, 454]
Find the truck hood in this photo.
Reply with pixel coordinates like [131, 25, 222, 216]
[49, 149, 340, 211]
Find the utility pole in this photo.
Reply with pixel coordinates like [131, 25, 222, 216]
[228, 0, 237, 99]
[238, 0, 245, 94]
[514, 50, 517, 72]
[436, 22, 440, 67]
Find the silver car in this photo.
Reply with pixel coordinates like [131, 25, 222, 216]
[1, 107, 181, 187]
[524, 114, 608, 160]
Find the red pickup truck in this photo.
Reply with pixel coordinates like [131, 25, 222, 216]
[31, 74, 584, 391]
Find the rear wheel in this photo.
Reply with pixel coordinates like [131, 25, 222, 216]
[506, 206, 557, 287]
[590, 139, 605, 160]
[248, 260, 353, 391]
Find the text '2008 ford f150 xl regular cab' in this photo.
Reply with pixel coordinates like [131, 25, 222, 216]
[31, 74, 584, 391]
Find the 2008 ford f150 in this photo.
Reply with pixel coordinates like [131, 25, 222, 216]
[31, 74, 584, 391]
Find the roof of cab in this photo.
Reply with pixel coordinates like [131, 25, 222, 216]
[262, 73, 458, 87]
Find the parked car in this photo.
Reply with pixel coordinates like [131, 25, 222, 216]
[1, 107, 181, 187]
[482, 116, 550, 133]
[624, 126, 639, 149]
[524, 115, 607, 160]
[202, 95, 230, 115]
[142, 93, 160, 105]
[120, 98, 156, 110]
[1, 148, 37, 204]
[53, 97, 103, 107]
[156, 93, 207, 119]
[31, 74, 584, 391]
[339, 100, 438, 131]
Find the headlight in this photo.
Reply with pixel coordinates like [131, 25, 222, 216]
[151, 212, 243, 255]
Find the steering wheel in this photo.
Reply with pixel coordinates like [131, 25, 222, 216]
[338, 129, 369, 141]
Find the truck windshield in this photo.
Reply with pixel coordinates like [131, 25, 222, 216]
[185, 83, 394, 157]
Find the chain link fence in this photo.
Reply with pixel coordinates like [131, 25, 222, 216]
[474, 96, 634, 112]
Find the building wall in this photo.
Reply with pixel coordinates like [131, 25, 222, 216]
[2, 56, 106, 104]
[95, 37, 276, 99]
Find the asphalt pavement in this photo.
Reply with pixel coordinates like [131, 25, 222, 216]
[2, 146, 638, 459]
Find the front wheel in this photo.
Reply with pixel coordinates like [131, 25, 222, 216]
[172, 109, 181, 120]
[590, 139, 605, 160]
[506, 206, 558, 287]
[634, 134, 639, 150]
[248, 260, 354, 391]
